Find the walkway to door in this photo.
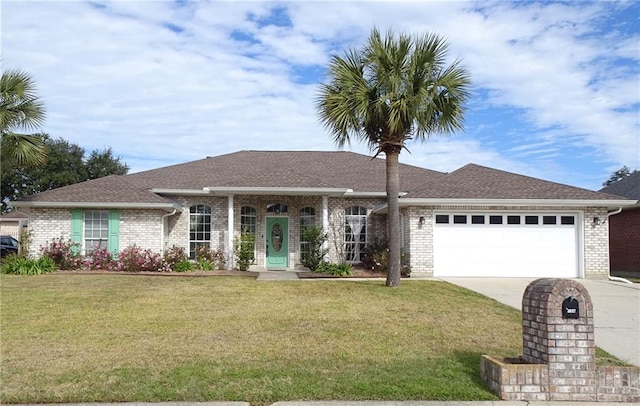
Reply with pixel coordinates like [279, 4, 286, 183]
[256, 270, 300, 280]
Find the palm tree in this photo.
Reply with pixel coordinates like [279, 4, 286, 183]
[316, 28, 471, 286]
[1, 68, 46, 165]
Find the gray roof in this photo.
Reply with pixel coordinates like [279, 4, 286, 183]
[599, 172, 640, 200]
[13, 150, 629, 207]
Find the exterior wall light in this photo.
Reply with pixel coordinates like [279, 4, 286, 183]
[592, 216, 605, 226]
[418, 216, 426, 226]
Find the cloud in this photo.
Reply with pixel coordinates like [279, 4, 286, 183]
[1, 0, 638, 190]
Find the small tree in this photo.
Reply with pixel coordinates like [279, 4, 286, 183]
[234, 233, 255, 271]
[300, 225, 328, 272]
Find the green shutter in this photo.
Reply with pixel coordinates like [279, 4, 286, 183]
[71, 209, 83, 255]
[108, 210, 120, 254]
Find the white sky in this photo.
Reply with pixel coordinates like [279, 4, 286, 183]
[2, 0, 639, 190]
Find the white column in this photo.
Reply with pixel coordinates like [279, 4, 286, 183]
[322, 196, 329, 252]
[227, 195, 234, 270]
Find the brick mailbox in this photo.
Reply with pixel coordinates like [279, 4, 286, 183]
[522, 278, 596, 400]
[482, 278, 639, 402]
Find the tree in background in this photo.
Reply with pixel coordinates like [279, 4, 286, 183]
[1, 134, 129, 212]
[316, 28, 471, 286]
[0, 68, 46, 166]
[602, 166, 638, 187]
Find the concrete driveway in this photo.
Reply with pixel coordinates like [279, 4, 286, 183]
[438, 277, 640, 366]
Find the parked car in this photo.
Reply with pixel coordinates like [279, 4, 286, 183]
[0, 235, 19, 258]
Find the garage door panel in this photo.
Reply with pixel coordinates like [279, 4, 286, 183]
[433, 214, 578, 278]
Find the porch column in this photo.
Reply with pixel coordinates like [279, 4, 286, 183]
[227, 195, 234, 270]
[322, 196, 329, 252]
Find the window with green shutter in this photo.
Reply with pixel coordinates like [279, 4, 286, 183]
[70, 209, 120, 254]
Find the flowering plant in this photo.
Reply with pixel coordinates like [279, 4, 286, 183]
[41, 238, 83, 270]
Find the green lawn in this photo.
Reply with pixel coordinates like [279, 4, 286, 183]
[0, 275, 525, 403]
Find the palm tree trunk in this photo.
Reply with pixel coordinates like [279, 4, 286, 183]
[385, 150, 401, 287]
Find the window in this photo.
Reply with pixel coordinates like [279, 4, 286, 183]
[453, 215, 467, 224]
[267, 203, 288, 214]
[471, 215, 485, 224]
[543, 216, 557, 225]
[299, 207, 316, 262]
[507, 215, 521, 225]
[189, 205, 212, 259]
[525, 216, 539, 225]
[240, 206, 257, 261]
[84, 210, 109, 252]
[489, 215, 503, 224]
[72, 209, 118, 254]
[345, 206, 366, 263]
[561, 216, 575, 225]
[435, 215, 449, 224]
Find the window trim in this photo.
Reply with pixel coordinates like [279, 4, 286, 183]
[189, 204, 212, 260]
[344, 206, 367, 263]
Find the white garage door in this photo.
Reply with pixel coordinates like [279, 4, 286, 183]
[433, 213, 579, 278]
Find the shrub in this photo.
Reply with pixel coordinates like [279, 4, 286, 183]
[197, 259, 214, 271]
[173, 260, 194, 272]
[116, 245, 169, 272]
[163, 245, 188, 270]
[234, 233, 255, 271]
[195, 245, 227, 270]
[300, 225, 328, 272]
[83, 247, 116, 271]
[1, 255, 56, 275]
[362, 237, 411, 277]
[316, 261, 353, 277]
[41, 238, 83, 270]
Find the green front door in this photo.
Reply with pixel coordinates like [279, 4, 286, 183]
[266, 217, 288, 268]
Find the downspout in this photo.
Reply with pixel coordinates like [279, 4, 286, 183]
[160, 209, 177, 254]
[606, 207, 632, 284]
[14, 208, 30, 255]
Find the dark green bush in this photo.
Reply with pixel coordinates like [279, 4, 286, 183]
[1, 255, 56, 275]
[316, 261, 353, 277]
[197, 259, 214, 270]
[173, 260, 194, 272]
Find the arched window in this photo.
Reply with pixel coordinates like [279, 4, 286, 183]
[240, 206, 257, 261]
[189, 205, 212, 260]
[345, 206, 367, 263]
[299, 207, 316, 261]
[266, 203, 288, 214]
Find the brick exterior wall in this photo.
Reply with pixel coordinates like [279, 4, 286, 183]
[28, 208, 72, 254]
[608, 207, 640, 275]
[24, 203, 611, 277]
[583, 207, 610, 278]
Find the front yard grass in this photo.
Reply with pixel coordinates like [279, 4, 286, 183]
[2, 275, 524, 403]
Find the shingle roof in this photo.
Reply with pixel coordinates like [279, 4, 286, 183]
[405, 164, 620, 200]
[599, 172, 640, 200]
[12, 151, 628, 206]
[18, 175, 173, 204]
[125, 150, 445, 192]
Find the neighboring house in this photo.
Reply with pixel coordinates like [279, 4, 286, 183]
[11, 150, 636, 278]
[0, 210, 29, 239]
[599, 172, 640, 277]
